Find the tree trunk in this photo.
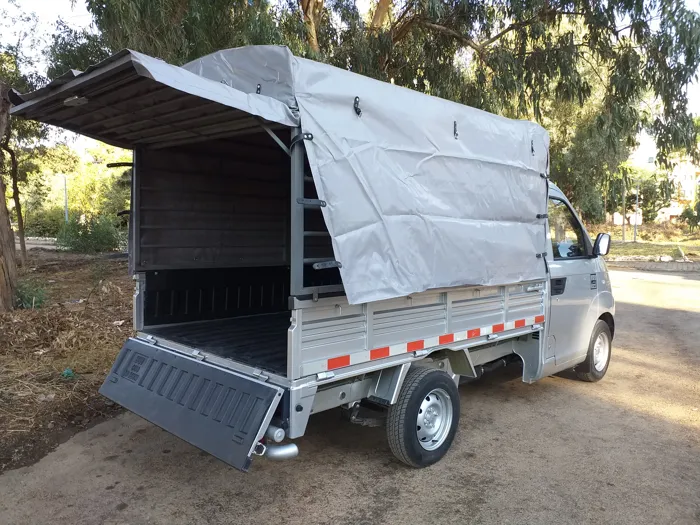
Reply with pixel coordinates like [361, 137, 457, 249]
[371, 0, 392, 29]
[3, 145, 26, 266]
[0, 82, 17, 312]
[299, 0, 323, 53]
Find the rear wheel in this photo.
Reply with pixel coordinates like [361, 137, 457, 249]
[387, 367, 460, 467]
[574, 319, 612, 382]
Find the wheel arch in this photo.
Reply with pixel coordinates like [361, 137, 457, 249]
[599, 312, 615, 339]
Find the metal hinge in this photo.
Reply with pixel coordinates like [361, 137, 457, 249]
[536, 213, 548, 219]
[252, 368, 269, 382]
[414, 349, 429, 357]
[316, 371, 335, 381]
[191, 350, 205, 361]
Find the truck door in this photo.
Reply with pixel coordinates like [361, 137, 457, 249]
[546, 197, 598, 366]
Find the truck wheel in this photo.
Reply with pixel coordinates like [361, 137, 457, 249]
[574, 320, 612, 382]
[387, 367, 460, 467]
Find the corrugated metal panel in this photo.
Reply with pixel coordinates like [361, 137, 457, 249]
[372, 296, 447, 348]
[136, 148, 290, 270]
[301, 314, 367, 362]
[506, 284, 544, 323]
[451, 289, 505, 334]
[10, 51, 295, 150]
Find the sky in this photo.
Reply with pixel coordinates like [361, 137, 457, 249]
[4, 0, 700, 160]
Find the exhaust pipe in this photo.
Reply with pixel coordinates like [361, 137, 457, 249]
[264, 443, 299, 461]
[265, 424, 286, 443]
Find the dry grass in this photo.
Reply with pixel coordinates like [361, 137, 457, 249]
[0, 252, 132, 470]
[587, 222, 700, 244]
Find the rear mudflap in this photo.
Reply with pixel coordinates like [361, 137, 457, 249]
[100, 338, 283, 472]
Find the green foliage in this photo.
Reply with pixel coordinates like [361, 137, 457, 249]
[45, 20, 111, 80]
[23, 206, 66, 237]
[681, 203, 700, 233]
[639, 176, 674, 223]
[15, 278, 46, 309]
[56, 215, 121, 253]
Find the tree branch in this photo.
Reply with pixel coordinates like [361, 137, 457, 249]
[420, 7, 599, 55]
[420, 21, 486, 55]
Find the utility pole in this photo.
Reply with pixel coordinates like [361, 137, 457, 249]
[621, 176, 626, 242]
[63, 174, 68, 223]
[633, 178, 640, 242]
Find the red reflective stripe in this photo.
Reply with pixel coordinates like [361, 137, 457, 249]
[467, 328, 480, 338]
[515, 319, 526, 328]
[407, 340, 424, 352]
[439, 334, 454, 345]
[370, 347, 390, 360]
[492, 323, 505, 333]
[327, 355, 350, 370]
[535, 315, 545, 324]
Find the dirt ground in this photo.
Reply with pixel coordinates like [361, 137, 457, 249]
[0, 250, 130, 471]
[0, 268, 699, 525]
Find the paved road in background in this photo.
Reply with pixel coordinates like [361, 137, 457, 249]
[1, 270, 699, 525]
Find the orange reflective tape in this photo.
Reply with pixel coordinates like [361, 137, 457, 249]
[407, 340, 424, 352]
[535, 315, 545, 324]
[370, 347, 390, 360]
[327, 355, 350, 370]
[515, 319, 526, 328]
[467, 328, 481, 338]
[439, 334, 455, 345]
[492, 323, 505, 333]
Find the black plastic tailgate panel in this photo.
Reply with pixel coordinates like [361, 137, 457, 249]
[100, 338, 282, 472]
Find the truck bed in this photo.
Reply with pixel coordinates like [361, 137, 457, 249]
[144, 312, 289, 376]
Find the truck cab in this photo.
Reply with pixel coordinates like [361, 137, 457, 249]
[545, 184, 614, 380]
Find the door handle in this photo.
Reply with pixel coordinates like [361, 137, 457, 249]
[551, 277, 567, 296]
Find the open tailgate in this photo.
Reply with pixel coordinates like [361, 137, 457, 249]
[100, 338, 283, 472]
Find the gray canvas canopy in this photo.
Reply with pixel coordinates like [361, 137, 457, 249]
[11, 45, 550, 304]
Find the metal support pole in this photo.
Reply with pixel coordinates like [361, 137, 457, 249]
[290, 128, 305, 296]
[63, 174, 68, 223]
[634, 179, 640, 242]
[621, 177, 626, 243]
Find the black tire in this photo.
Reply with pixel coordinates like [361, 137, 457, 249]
[386, 367, 460, 467]
[574, 319, 612, 382]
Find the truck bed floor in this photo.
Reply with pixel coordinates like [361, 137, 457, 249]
[144, 312, 289, 376]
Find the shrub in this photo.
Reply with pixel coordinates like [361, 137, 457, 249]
[24, 207, 67, 237]
[680, 205, 700, 233]
[56, 215, 121, 253]
[15, 278, 47, 309]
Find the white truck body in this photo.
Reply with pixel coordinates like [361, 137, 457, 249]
[10, 47, 614, 472]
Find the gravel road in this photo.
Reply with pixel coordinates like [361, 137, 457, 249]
[1, 269, 699, 525]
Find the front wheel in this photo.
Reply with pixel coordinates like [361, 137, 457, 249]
[386, 367, 460, 467]
[574, 319, 612, 382]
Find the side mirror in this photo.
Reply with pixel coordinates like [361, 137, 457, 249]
[593, 233, 611, 256]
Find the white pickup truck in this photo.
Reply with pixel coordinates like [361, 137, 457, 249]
[10, 46, 614, 472]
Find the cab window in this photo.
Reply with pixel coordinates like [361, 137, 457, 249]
[548, 198, 587, 259]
